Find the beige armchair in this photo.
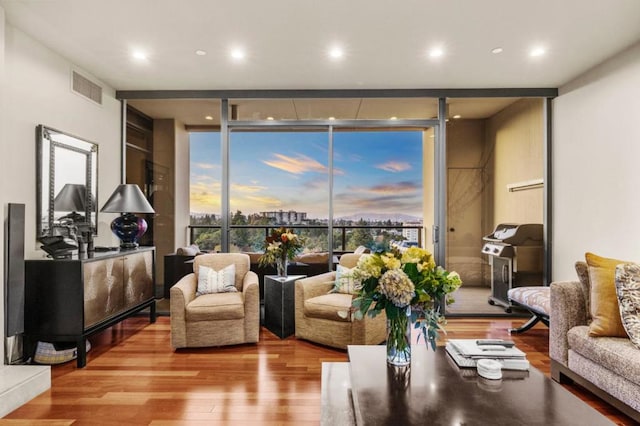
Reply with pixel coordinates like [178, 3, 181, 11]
[170, 253, 260, 348]
[295, 253, 387, 349]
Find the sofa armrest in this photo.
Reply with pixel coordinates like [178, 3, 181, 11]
[550, 280, 588, 365]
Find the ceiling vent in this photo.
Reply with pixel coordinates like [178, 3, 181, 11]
[72, 71, 102, 105]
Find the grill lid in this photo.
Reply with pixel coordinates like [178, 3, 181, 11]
[482, 223, 543, 246]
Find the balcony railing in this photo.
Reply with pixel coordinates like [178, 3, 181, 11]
[187, 224, 424, 253]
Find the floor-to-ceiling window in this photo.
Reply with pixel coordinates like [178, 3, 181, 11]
[332, 129, 424, 252]
[228, 129, 329, 253]
[188, 131, 221, 251]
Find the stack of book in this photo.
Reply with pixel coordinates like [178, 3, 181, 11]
[445, 339, 530, 371]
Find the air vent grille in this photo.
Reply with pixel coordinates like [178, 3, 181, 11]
[72, 71, 102, 105]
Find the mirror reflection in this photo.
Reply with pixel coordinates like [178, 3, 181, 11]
[37, 125, 98, 240]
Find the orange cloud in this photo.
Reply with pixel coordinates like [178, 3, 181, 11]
[348, 181, 419, 195]
[263, 153, 328, 175]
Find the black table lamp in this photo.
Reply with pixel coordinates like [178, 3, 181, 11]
[54, 183, 88, 222]
[100, 184, 155, 249]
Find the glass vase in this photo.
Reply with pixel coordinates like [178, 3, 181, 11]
[386, 308, 411, 366]
[276, 256, 288, 277]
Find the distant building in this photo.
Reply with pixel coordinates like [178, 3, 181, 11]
[402, 221, 422, 242]
[260, 210, 308, 224]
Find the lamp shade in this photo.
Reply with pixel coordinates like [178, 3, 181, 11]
[101, 184, 154, 249]
[100, 184, 155, 214]
[54, 183, 87, 212]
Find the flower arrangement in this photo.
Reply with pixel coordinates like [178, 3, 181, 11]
[347, 246, 462, 363]
[258, 227, 305, 275]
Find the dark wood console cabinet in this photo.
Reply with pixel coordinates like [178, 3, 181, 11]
[25, 247, 156, 367]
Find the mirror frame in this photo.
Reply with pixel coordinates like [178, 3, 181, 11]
[36, 124, 99, 238]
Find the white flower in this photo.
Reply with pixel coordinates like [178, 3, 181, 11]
[379, 269, 415, 307]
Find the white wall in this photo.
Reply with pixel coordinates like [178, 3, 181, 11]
[0, 21, 122, 359]
[1, 5, 7, 364]
[553, 41, 640, 280]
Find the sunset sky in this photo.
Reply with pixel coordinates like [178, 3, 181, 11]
[190, 130, 424, 220]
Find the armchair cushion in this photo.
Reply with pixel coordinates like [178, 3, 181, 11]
[304, 293, 353, 323]
[186, 292, 245, 321]
[196, 264, 237, 295]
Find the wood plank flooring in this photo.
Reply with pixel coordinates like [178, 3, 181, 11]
[2, 315, 636, 425]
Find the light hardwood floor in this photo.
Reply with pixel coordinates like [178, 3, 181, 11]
[2, 315, 635, 425]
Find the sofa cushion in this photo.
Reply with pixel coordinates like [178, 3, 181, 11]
[575, 261, 591, 322]
[295, 252, 329, 264]
[585, 252, 630, 337]
[176, 244, 200, 256]
[567, 325, 640, 387]
[304, 293, 353, 322]
[615, 263, 640, 350]
[186, 292, 245, 321]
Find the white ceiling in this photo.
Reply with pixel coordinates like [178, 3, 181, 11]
[3, 0, 640, 123]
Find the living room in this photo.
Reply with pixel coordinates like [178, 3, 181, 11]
[1, 1, 640, 424]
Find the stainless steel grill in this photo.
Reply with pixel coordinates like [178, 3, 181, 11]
[482, 223, 543, 312]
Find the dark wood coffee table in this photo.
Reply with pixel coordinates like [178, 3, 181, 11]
[320, 345, 614, 425]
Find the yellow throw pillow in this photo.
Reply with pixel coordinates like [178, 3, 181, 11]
[585, 252, 630, 337]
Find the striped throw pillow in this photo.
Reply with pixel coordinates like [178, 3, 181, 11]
[197, 264, 237, 295]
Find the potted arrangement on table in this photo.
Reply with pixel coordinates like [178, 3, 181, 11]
[258, 227, 305, 278]
[345, 246, 462, 366]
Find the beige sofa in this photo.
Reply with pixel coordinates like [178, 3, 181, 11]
[550, 279, 640, 422]
[294, 253, 386, 349]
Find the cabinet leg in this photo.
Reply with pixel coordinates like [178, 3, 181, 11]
[150, 300, 157, 323]
[76, 338, 87, 368]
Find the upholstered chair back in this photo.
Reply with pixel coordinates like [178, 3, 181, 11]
[193, 253, 250, 291]
[339, 253, 362, 269]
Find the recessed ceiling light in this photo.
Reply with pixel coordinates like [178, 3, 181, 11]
[266, 116, 274, 121]
[195, 50, 207, 56]
[132, 50, 148, 61]
[205, 115, 213, 120]
[329, 47, 344, 59]
[231, 48, 246, 60]
[452, 114, 462, 119]
[530, 47, 546, 57]
[491, 47, 503, 54]
[390, 116, 398, 120]
[429, 47, 444, 58]
[328, 116, 336, 121]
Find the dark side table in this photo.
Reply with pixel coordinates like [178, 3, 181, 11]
[264, 275, 306, 338]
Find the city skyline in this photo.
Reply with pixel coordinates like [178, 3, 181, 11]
[190, 130, 424, 220]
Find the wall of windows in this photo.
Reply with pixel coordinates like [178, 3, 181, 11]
[188, 127, 427, 259]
